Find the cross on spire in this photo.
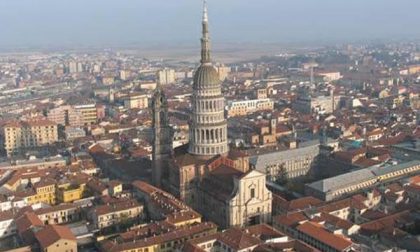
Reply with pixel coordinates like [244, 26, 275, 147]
[203, 0, 208, 22]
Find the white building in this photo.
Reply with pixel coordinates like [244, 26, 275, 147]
[65, 127, 86, 140]
[157, 68, 176, 85]
[227, 98, 274, 117]
[68, 61, 78, 74]
[0, 210, 16, 238]
[0, 197, 12, 212]
[318, 72, 342, 82]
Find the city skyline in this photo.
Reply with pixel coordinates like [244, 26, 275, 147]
[1, 0, 420, 49]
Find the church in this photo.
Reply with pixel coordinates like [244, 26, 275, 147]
[151, 2, 272, 229]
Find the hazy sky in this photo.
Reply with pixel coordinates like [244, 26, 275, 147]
[1, 0, 419, 48]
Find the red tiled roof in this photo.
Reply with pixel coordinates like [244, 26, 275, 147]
[15, 212, 44, 235]
[254, 240, 320, 252]
[183, 243, 206, 252]
[35, 225, 76, 249]
[279, 196, 324, 213]
[360, 210, 412, 235]
[319, 212, 354, 230]
[94, 199, 141, 216]
[0, 210, 14, 222]
[296, 221, 353, 251]
[242, 224, 286, 240]
[218, 227, 262, 250]
[165, 210, 201, 225]
[273, 212, 307, 227]
[410, 175, 420, 185]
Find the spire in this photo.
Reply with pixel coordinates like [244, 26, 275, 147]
[201, 0, 211, 64]
[203, 0, 208, 22]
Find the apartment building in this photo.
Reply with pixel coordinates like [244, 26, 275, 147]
[90, 199, 144, 229]
[56, 182, 87, 203]
[101, 222, 217, 252]
[35, 203, 82, 225]
[123, 93, 149, 109]
[27, 178, 57, 205]
[2, 119, 58, 156]
[47, 105, 83, 127]
[73, 103, 100, 125]
[157, 68, 176, 85]
[227, 98, 274, 117]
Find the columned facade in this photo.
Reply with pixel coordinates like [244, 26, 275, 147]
[188, 2, 228, 157]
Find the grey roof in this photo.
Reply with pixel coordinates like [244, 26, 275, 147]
[307, 160, 420, 193]
[307, 169, 374, 193]
[249, 141, 320, 172]
[369, 160, 420, 176]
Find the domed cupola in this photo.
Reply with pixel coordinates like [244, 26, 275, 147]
[193, 64, 219, 90]
[188, 0, 229, 158]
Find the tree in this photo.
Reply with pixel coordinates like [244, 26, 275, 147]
[275, 165, 288, 186]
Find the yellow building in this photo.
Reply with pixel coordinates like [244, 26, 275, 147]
[408, 65, 420, 75]
[57, 182, 86, 203]
[26, 179, 57, 205]
[123, 94, 148, 110]
[3, 119, 58, 156]
[107, 180, 123, 196]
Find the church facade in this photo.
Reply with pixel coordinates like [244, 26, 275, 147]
[152, 2, 272, 229]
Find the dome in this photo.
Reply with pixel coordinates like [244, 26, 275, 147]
[193, 64, 220, 90]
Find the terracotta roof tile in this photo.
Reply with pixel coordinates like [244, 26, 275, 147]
[296, 221, 353, 251]
[35, 225, 76, 249]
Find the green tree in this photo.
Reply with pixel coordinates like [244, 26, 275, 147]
[275, 165, 288, 185]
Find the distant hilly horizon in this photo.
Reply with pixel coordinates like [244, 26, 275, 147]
[0, 0, 419, 51]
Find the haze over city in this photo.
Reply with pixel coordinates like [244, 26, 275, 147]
[1, 0, 420, 49]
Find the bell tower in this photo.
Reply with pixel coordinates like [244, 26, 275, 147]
[152, 84, 172, 186]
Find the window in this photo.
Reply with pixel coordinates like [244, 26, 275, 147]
[250, 188, 255, 198]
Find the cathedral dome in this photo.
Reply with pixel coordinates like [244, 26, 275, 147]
[193, 64, 220, 90]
